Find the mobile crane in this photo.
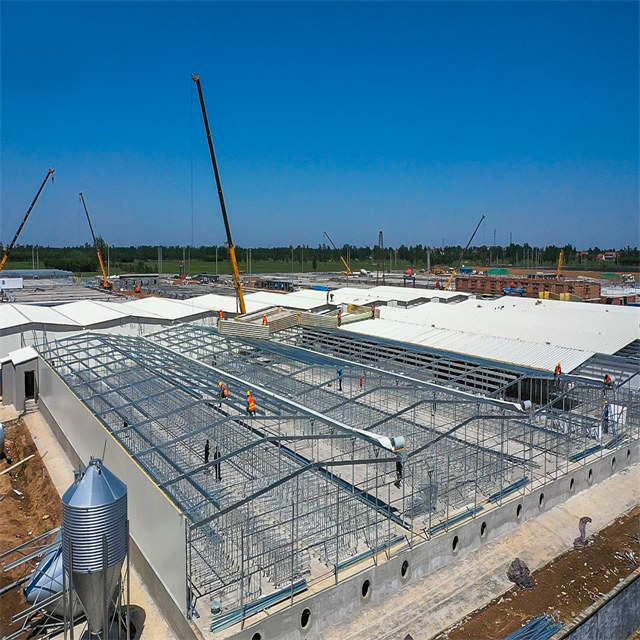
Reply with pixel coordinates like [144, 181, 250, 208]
[323, 231, 353, 275]
[444, 213, 485, 290]
[79, 192, 112, 290]
[556, 249, 564, 279]
[0, 169, 55, 277]
[191, 73, 246, 315]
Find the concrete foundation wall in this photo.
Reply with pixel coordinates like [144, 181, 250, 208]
[37, 359, 194, 640]
[230, 443, 640, 640]
[557, 572, 640, 640]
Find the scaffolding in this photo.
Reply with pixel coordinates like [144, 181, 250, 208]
[37, 323, 640, 628]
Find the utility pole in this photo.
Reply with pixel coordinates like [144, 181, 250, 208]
[215, 246, 218, 275]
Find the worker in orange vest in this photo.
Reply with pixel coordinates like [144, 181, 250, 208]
[554, 362, 562, 389]
[262, 315, 268, 326]
[219, 310, 224, 321]
[246, 391, 256, 416]
[218, 380, 228, 407]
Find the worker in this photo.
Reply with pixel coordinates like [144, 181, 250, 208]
[371, 302, 376, 319]
[337, 369, 343, 392]
[246, 391, 256, 416]
[337, 309, 342, 327]
[602, 399, 611, 436]
[554, 362, 562, 389]
[509, 280, 516, 289]
[218, 380, 228, 407]
[219, 309, 224, 321]
[603, 373, 613, 393]
[213, 445, 222, 481]
[204, 439, 210, 465]
[394, 459, 403, 489]
[262, 315, 268, 326]
[359, 376, 364, 389]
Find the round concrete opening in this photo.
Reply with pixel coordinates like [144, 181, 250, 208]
[480, 521, 487, 539]
[401, 559, 409, 578]
[516, 503, 523, 520]
[361, 579, 371, 600]
[538, 493, 545, 508]
[251, 633, 262, 640]
[301, 608, 311, 629]
[452, 535, 459, 554]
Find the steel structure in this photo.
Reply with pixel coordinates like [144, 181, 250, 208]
[37, 323, 640, 630]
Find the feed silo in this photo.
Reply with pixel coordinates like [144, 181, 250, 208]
[62, 458, 127, 636]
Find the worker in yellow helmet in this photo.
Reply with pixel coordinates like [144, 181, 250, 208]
[554, 362, 562, 390]
[246, 390, 256, 416]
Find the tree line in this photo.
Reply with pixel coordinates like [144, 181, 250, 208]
[3, 242, 638, 274]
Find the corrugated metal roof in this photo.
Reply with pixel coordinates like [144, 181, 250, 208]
[121, 297, 211, 321]
[8, 346, 39, 365]
[379, 296, 639, 355]
[341, 319, 594, 373]
[54, 301, 129, 326]
[244, 290, 326, 311]
[0, 304, 31, 330]
[10, 303, 79, 327]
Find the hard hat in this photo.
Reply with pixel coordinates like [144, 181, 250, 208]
[218, 381, 223, 386]
[247, 390, 251, 396]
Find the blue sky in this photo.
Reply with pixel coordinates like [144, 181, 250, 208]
[1, 1, 638, 249]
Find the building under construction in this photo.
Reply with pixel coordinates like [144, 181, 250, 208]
[1, 284, 638, 639]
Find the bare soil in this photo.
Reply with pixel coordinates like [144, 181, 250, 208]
[433, 506, 640, 640]
[0, 417, 63, 636]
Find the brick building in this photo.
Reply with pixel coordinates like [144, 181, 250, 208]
[455, 274, 601, 301]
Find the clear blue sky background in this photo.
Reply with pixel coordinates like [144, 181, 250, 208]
[1, 1, 638, 249]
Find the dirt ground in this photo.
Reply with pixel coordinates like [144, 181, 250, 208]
[0, 417, 63, 637]
[434, 506, 640, 640]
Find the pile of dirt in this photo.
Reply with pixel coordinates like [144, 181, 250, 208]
[0, 417, 63, 636]
[434, 506, 640, 640]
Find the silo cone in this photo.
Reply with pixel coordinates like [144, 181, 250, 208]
[62, 458, 127, 635]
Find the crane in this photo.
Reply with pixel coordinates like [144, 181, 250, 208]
[323, 231, 353, 275]
[556, 249, 564, 279]
[0, 169, 55, 277]
[192, 73, 246, 315]
[79, 192, 112, 290]
[444, 213, 485, 291]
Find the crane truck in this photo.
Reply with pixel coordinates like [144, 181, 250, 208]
[444, 214, 485, 291]
[0, 169, 55, 277]
[323, 231, 353, 275]
[78, 192, 112, 290]
[192, 73, 246, 315]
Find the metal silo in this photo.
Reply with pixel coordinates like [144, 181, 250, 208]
[62, 458, 127, 636]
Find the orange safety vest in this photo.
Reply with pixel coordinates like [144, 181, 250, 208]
[219, 310, 224, 320]
[263, 315, 268, 326]
[555, 364, 562, 375]
[248, 395, 256, 411]
[221, 384, 228, 398]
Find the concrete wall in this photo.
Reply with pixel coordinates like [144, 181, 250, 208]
[1, 360, 14, 405]
[556, 571, 640, 640]
[230, 443, 640, 640]
[37, 359, 195, 640]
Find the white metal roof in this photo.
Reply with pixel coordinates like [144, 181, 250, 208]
[244, 290, 326, 311]
[186, 294, 270, 314]
[342, 319, 594, 373]
[10, 303, 79, 327]
[121, 297, 211, 321]
[54, 300, 130, 326]
[8, 346, 39, 365]
[0, 304, 31, 331]
[378, 296, 639, 355]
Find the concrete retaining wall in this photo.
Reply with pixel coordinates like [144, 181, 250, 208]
[37, 359, 196, 640]
[555, 570, 640, 640]
[230, 442, 640, 640]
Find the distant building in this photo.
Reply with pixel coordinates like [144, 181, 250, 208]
[456, 274, 601, 301]
[596, 251, 619, 262]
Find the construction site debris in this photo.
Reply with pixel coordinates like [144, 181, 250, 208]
[507, 558, 536, 590]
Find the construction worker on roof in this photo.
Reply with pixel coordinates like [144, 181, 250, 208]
[263, 315, 268, 326]
[219, 309, 224, 321]
[246, 390, 256, 416]
[554, 362, 562, 390]
[218, 380, 228, 407]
